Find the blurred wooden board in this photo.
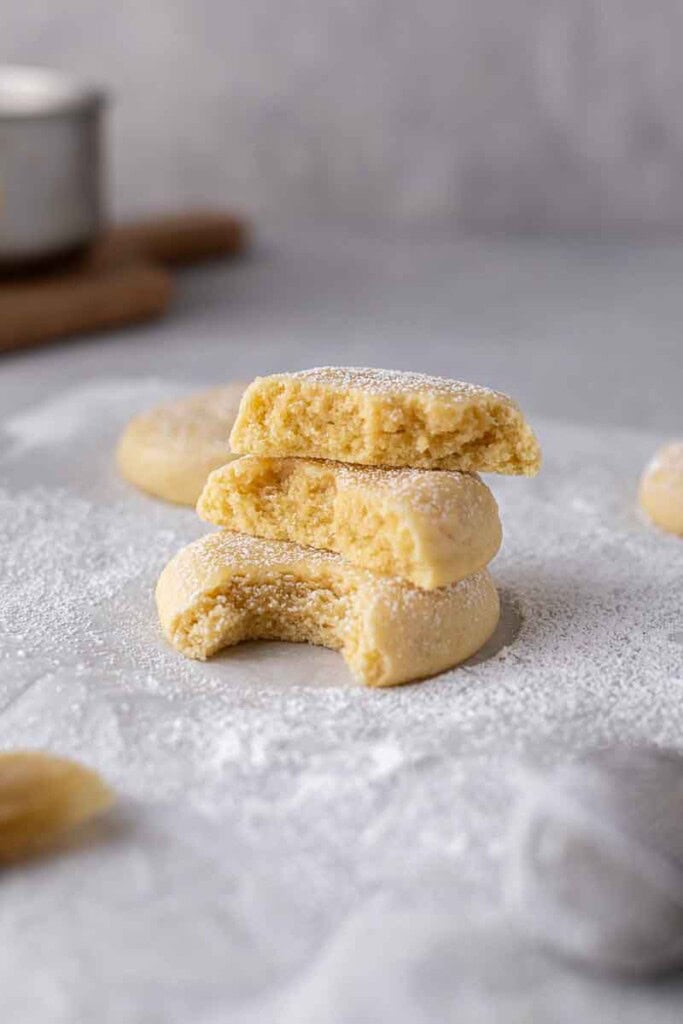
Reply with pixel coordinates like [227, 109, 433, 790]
[0, 211, 248, 352]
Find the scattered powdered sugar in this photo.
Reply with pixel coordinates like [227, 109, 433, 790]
[0, 380, 681, 1024]
[1, 378, 180, 456]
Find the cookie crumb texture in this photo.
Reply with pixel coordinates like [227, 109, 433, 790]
[229, 367, 541, 475]
[117, 383, 245, 506]
[639, 441, 683, 536]
[198, 456, 501, 588]
[0, 752, 113, 864]
[155, 530, 499, 686]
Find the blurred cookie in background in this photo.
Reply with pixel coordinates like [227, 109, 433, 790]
[117, 382, 245, 505]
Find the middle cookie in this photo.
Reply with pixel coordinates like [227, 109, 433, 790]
[197, 456, 502, 589]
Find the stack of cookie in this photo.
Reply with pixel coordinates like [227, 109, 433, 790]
[156, 368, 541, 687]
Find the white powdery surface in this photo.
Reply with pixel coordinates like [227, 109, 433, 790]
[0, 379, 681, 1024]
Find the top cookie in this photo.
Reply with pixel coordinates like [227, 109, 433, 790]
[229, 367, 541, 475]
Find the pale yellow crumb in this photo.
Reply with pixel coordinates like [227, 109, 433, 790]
[229, 367, 541, 475]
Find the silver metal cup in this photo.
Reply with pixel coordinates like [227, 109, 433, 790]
[0, 65, 106, 270]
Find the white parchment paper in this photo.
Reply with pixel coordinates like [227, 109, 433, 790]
[0, 377, 681, 1024]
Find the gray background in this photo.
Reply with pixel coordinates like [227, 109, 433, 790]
[6, 0, 683, 233]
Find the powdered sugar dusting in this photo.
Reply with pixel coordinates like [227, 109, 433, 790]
[0, 380, 681, 1023]
[340, 462, 497, 525]
[321, 460, 493, 514]
[171, 527, 487, 606]
[272, 365, 506, 401]
[1, 378, 179, 456]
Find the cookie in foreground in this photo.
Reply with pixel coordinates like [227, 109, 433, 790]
[229, 367, 541, 475]
[156, 530, 500, 687]
[198, 456, 502, 589]
[0, 751, 113, 864]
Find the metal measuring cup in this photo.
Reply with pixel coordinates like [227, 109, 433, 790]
[0, 65, 106, 271]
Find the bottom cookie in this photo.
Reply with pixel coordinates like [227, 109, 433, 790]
[156, 531, 500, 687]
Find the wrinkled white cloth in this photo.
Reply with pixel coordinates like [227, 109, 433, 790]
[508, 747, 683, 975]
